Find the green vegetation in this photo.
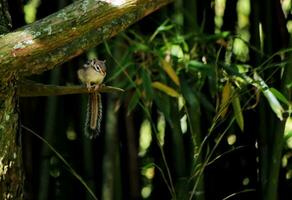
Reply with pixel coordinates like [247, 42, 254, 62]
[1, 0, 291, 199]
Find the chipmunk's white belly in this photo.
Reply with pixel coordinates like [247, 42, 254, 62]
[78, 67, 105, 85]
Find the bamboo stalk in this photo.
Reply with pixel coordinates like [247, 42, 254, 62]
[101, 96, 120, 199]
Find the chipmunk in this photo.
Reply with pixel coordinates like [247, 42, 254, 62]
[77, 59, 106, 139]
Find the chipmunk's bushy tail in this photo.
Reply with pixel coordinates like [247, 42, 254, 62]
[85, 92, 102, 139]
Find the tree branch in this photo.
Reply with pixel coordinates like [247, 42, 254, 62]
[0, 0, 173, 78]
[17, 80, 124, 97]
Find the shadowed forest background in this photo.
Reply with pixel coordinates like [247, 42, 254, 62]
[5, 0, 292, 199]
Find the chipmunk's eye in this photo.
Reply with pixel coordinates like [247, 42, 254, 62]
[93, 64, 100, 72]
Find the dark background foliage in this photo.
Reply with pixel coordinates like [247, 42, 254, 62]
[7, 0, 292, 199]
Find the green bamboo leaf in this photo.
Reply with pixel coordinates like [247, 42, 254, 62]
[232, 94, 244, 131]
[219, 82, 232, 118]
[157, 24, 174, 32]
[270, 87, 290, 106]
[180, 79, 199, 107]
[198, 31, 230, 42]
[263, 89, 284, 121]
[197, 91, 215, 112]
[152, 81, 180, 98]
[253, 72, 284, 120]
[188, 60, 213, 75]
[141, 69, 153, 99]
[106, 63, 132, 83]
[149, 19, 173, 41]
[169, 45, 184, 59]
[284, 116, 292, 141]
[188, 60, 206, 68]
[104, 41, 113, 56]
[132, 43, 149, 51]
[128, 91, 140, 115]
[154, 92, 170, 119]
[128, 30, 145, 42]
[160, 59, 180, 86]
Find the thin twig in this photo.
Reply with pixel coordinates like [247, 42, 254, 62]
[21, 125, 98, 200]
[189, 118, 235, 200]
[17, 80, 124, 97]
[222, 188, 256, 200]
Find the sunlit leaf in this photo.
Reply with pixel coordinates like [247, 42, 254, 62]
[169, 45, 184, 59]
[232, 94, 244, 131]
[270, 87, 290, 106]
[234, 64, 251, 74]
[128, 91, 140, 115]
[188, 60, 212, 74]
[132, 43, 150, 51]
[175, 35, 189, 52]
[24, 0, 40, 23]
[287, 82, 292, 88]
[139, 120, 152, 156]
[157, 24, 174, 32]
[263, 89, 284, 121]
[284, 116, 292, 136]
[284, 114, 292, 149]
[160, 59, 180, 86]
[162, 44, 184, 59]
[253, 72, 284, 120]
[220, 82, 232, 118]
[188, 60, 204, 67]
[157, 114, 166, 146]
[152, 81, 180, 98]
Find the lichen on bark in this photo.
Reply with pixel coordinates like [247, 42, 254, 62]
[0, 0, 24, 199]
[0, 80, 24, 200]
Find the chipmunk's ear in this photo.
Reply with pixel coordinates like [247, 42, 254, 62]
[102, 60, 106, 63]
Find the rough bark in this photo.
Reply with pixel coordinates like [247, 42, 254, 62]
[0, 83, 24, 200]
[0, 0, 173, 78]
[0, 0, 24, 199]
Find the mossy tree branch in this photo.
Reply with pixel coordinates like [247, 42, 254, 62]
[0, 0, 173, 79]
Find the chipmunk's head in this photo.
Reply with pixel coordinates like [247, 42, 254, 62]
[84, 59, 106, 75]
[78, 59, 107, 88]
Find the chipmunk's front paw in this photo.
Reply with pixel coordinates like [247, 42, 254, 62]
[93, 84, 100, 91]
